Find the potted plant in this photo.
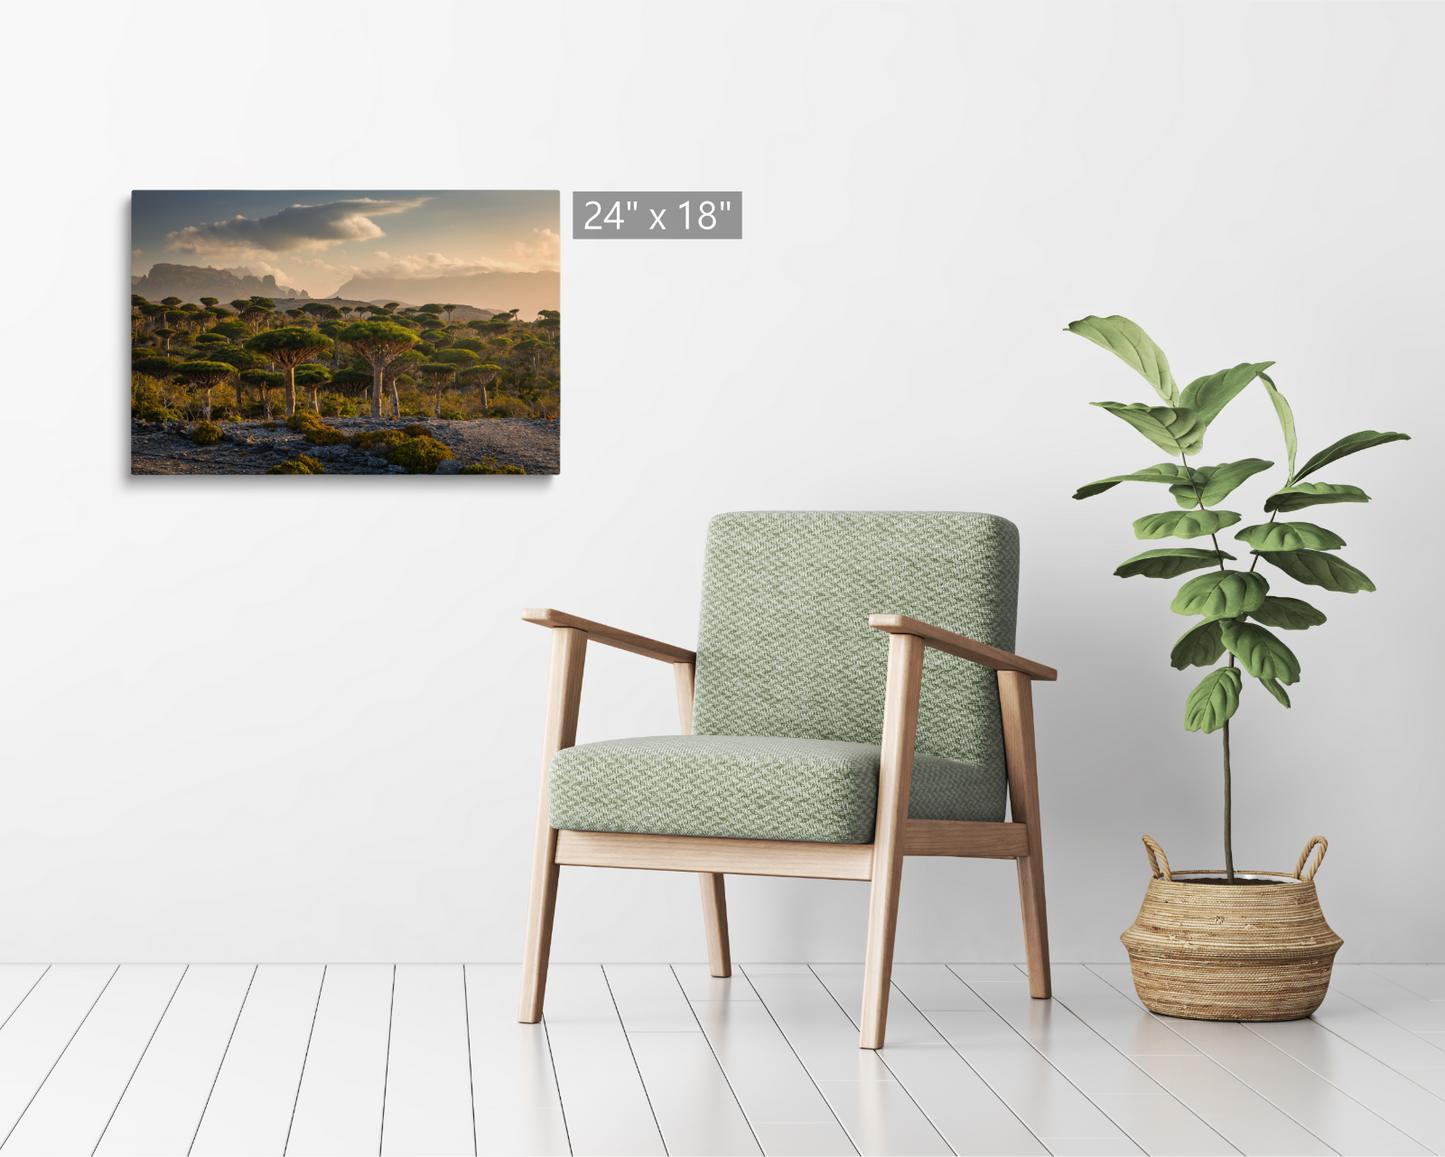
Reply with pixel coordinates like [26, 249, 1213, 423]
[1067, 314, 1409, 1021]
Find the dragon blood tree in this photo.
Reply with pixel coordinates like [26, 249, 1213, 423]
[1067, 315, 1409, 880]
[177, 360, 237, 422]
[338, 321, 419, 419]
[244, 328, 335, 418]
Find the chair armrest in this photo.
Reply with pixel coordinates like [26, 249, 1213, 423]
[869, 614, 1057, 681]
[522, 608, 697, 665]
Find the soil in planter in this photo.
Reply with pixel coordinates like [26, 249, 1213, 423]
[1178, 878, 1286, 886]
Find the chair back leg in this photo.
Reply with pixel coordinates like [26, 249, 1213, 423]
[999, 670, 1051, 998]
[519, 627, 588, 1023]
[699, 873, 732, 977]
[860, 632, 925, 1048]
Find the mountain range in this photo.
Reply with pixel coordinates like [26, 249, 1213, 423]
[132, 264, 310, 303]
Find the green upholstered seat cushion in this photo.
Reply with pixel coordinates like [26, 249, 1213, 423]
[548, 734, 1007, 845]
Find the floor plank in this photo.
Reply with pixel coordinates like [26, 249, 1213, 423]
[286, 964, 393, 1157]
[1329, 967, 1445, 1033]
[819, 965, 1047, 1156]
[1086, 964, 1416, 1155]
[743, 965, 951, 1156]
[544, 965, 664, 1156]
[1247, 1017, 1445, 1154]
[94, 965, 255, 1157]
[1, 965, 184, 1157]
[1310, 988, 1445, 1099]
[689, 992, 856, 1156]
[628, 1032, 762, 1156]
[957, 967, 1236, 1157]
[0, 968, 48, 1031]
[189, 964, 324, 1157]
[605, 964, 699, 1032]
[1363, 965, 1445, 1002]
[380, 965, 475, 1157]
[0, 965, 116, 1141]
[465, 966, 569, 1157]
[672, 964, 759, 1003]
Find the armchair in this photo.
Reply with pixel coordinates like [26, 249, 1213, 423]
[518, 511, 1056, 1048]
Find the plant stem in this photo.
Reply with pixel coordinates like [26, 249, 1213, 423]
[1223, 713, 1234, 882]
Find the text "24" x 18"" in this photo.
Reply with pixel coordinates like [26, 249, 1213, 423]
[583, 200, 733, 231]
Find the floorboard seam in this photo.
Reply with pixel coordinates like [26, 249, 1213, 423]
[600, 965, 667, 1154]
[188, 963, 256, 1157]
[667, 965, 762, 1156]
[282, 963, 327, 1157]
[737, 965, 859, 1157]
[0, 967, 50, 1037]
[1082, 963, 1342, 1156]
[461, 965, 478, 1157]
[91, 964, 189, 1157]
[377, 964, 397, 1157]
[806, 965, 959, 1155]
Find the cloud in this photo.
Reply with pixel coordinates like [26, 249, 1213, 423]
[165, 198, 428, 260]
[132, 248, 142, 257]
[351, 230, 561, 279]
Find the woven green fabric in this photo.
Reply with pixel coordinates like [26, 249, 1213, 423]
[693, 512, 1019, 765]
[549, 511, 1020, 843]
[549, 735, 1006, 844]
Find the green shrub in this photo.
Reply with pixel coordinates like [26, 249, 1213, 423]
[460, 458, 526, 475]
[286, 410, 327, 432]
[402, 423, 433, 439]
[266, 454, 325, 475]
[486, 396, 533, 419]
[191, 421, 223, 446]
[387, 436, 454, 474]
[348, 429, 407, 450]
[305, 424, 347, 446]
[439, 409, 464, 421]
[262, 421, 278, 430]
[136, 404, 183, 423]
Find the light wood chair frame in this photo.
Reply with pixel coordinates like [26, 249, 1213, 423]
[517, 606, 1057, 1049]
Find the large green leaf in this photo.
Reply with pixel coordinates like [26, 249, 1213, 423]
[1259, 677, 1292, 708]
[1185, 667, 1242, 733]
[1293, 430, 1411, 483]
[1255, 550, 1376, 593]
[1180, 361, 1275, 427]
[1168, 458, 1273, 508]
[1066, 315, 1179, 404]
[1221, 620, 1301, 684]
[1170, 619, 1225, 670]
[1133, 509, 1241, 540]
[1171, 570, 1270, 617]
[1247, 596, 1328, 630]
[1233, 522, 1346, 552]
[1259, 372, 1297, 484]
[1073, 462, 1198, 500]
[1115, 548, 1234, 579]
[1092, 402, 1206, 457]
[1264, 483, 1370, 513]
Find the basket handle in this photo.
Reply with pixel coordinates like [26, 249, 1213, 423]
[1141, 835, 1172, 882]
[1293, 836, 1328, 883]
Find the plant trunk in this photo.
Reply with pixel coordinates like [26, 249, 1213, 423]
[284, 366, 296, 417]
[1223, 719, 1234, 883]
[311, 387, 320, 413]
[390, 377, 400, 420]
[370, 362, 383, 419]
[203, 389, 212, 421]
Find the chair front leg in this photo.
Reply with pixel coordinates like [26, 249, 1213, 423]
[999, 669, 1051, 998]
[519, 626, 588, 1023]
[860, 631, 926, 1049]
[674, 658, 734, 978]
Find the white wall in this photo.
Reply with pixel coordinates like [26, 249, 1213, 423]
[2, 2, 1438, 964]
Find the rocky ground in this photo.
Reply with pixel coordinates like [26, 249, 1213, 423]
[130, 416, 559, 476]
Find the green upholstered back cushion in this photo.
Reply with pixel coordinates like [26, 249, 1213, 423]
[691, 511, 1020, 772]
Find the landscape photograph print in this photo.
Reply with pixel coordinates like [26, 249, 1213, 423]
[131, 190, 560, 475]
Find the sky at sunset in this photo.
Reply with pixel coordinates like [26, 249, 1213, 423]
[132, 190, 559, 298]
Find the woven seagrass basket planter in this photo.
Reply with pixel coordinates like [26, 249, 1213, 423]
[1121, 835, 1343, 1022]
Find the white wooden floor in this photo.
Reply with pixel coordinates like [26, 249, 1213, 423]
[0, 963, 1437, 1156]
